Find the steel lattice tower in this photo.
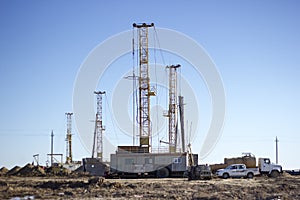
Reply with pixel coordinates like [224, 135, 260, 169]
[65, 112, 73, 163]
[167, 65, 180, 153]
[133, 23, 155, 153]
[92, 91, 105, 161]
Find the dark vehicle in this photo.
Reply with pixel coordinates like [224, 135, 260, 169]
[188, 164, 212, 180]
[286, 170, 300, 176]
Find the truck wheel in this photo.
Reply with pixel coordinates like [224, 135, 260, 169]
[156, 167, 169, 178]
[222, 173, 229, 179]
[270, 170, 280, 178]
[247, 172, 254, 179]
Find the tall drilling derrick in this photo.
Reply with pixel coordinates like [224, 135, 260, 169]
[65, 112, 73, 164]
[92, 91, 106, 161]
[133, 23, 155, 153]
[166, 64, 181, 153]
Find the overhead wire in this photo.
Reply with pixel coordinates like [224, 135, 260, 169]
[153, 26, 166, 66]
[153, 25, 160, 150]
[162, 66, 169, 144]
[135, 27, 140, 145]
[104, 93, 119, 145]
[132, 26, 135, 146]
[179, 66, 182, 96]
[156, 25, 169, 146]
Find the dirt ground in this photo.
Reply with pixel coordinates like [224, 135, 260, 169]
[0, 174, 299, 200]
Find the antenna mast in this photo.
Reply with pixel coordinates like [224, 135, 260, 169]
[133, 23, 155, 153]
[51, 130, 54, 166]
[65, 112, 73, 164]
[93, 91, 106, 161]
[275, 136, 279, 164]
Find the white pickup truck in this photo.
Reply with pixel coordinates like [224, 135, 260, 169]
[216, 164, 260, 179]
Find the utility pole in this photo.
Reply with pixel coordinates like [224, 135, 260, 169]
[51, 130, 54, 166]
[65, 112, 73, 164]
[275, 136, 279, 164]
[133, 22, 155, 153]
[92, 91, 105, 161]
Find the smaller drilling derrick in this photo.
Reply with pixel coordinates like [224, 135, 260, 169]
[65, 112, 73, 164]
[92, 91, 106, 161]
[166, 64, 180, 153]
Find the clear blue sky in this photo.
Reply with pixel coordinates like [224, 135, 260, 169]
[0, 1, 299, 169]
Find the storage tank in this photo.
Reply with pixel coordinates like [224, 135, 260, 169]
[224, 153, 256, 168]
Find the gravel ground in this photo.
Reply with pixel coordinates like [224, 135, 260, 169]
[0, 173, 299, 199]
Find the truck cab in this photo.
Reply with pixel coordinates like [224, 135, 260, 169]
[258, 158, 282, 177]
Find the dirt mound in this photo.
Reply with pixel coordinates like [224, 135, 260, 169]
[14, 164, 46, 177]
[0, 167, 8, 176]
[38, 181, 65, 190]
[6, 166, 21, 176]
[45, 166, 71, 176]
[283, 171, 294, 178]
[0, 180, 8, 193]
[37, 180, 88, 190]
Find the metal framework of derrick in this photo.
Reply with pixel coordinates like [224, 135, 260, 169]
[178, 96, 185, 152]
[65, 112, 73, 164]
[166, 64, 181, 153]
[92, 91, 106, 161]
[133, 23, 155, 153]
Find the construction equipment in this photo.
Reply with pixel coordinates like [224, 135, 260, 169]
[47, 153, 63, 167]
[65, 112, 73, 164]
[109, 23, 199, 178]
[32, 154, 39, 166]
[110, 146, 198, 178]
[133, 22, 155, 153]
[80, 91, 106, 176]
[82, 158, 108, 176]
[164, 65, 180, 153]
[187, 143, 212, 180]
[178, 96, 185, 152]
[92, 91, 106, 161]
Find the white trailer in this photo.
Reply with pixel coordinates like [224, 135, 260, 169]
[110, 147, 198, 178]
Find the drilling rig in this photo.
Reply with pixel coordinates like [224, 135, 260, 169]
[134, 22, 155, 153]
[166, 64, 180, 153]
[92, 91, 106, 161]
[109, 23, 198, 178]
[81, 91, 108, 176]
[65, 112, 73, 164]
[113, 23, 155, 154]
